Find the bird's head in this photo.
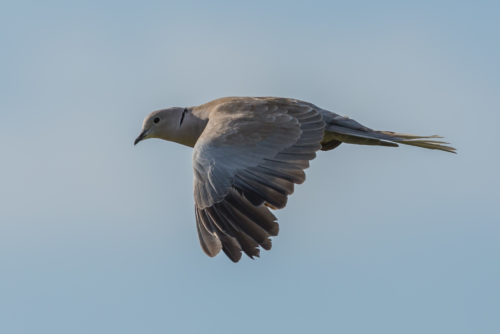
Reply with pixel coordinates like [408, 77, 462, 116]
[134, 107, 191, 146]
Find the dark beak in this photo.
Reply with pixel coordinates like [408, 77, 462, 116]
[134, 130, 148, 146]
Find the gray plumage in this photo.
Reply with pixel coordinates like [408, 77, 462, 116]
[134, 97, 455, 262]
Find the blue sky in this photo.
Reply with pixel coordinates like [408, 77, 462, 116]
[1, 1, 499, 333]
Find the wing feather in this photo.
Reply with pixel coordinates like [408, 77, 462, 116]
[192, 98, 325, 261]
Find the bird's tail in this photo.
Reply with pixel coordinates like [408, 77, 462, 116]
[320, 113, 456, 153]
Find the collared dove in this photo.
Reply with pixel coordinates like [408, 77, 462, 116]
[134, 97, 455, 262]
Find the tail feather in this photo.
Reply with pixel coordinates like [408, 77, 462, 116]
[378, 131, 456, 153]
[321, 115, 456, 153]
[378, 131, 443, 140]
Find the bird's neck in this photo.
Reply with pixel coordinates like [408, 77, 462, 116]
[166, 108, 209, 148]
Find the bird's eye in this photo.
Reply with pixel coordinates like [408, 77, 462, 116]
[153, 117, 160, 124]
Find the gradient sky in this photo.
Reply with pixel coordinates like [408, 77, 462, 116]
[1, 1, 499, 333]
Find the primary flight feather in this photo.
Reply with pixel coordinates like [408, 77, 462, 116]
[134, 97, 455, 262]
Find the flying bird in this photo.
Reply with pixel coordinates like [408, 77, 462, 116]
[134, 97, 455, 262]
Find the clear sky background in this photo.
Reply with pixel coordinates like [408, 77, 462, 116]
[1, 1, 499, 333]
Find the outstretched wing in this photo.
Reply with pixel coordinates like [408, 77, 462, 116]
[192, 98, 325, 262]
